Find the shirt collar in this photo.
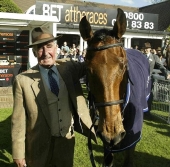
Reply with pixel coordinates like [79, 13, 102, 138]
[146, 53, 150, 58]
[39, 65, 58, 75]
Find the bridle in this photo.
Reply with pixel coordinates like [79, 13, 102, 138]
[87, 42, 125, 107]
[87, 42, 124, 51]
[87, 42, 127, 167]
[95, 99, 124, 107]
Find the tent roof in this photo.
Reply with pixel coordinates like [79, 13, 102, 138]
[0, 12, 58, 29]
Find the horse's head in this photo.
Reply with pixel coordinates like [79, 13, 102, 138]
[79, 8, 128, 146]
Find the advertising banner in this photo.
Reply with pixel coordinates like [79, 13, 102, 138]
[0, 64, 21, 87]
[0, 30, 29, 87]
[35, 2, 158, 30]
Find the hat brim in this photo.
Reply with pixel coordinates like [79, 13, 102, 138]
[26, 35, 62, 48]
[143, 47, 151, 49]
[156, 48, 161, 51]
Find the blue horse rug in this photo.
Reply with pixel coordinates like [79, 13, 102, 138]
[111, 48, 151, 152]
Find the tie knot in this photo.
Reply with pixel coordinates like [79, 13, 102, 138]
[48, 69, 53, 76]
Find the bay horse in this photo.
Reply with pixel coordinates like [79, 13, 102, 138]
[79, 8, 151, 167]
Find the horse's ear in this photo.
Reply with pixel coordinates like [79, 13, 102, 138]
[79, 16, 93, 41]
[112, 8, 127, 39]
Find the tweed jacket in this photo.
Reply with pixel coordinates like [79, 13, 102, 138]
[11, 60, 96, 166]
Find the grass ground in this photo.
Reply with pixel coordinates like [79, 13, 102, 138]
[0, 108, 170, 167]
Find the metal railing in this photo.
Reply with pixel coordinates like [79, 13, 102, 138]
[151, 73, 170, 124]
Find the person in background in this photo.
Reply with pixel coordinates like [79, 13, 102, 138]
[78, 50, 87, 83]
[134, 45, 139, 50]
[72, 50, 78, 61]
[156, 47, 166, 67]
[161, 38, 169, 58]
[78, 50, 83, 62]
[61, 41, 70, 55]
[11, 27, 96, 167]
[68, 50, 74, 59]
[165, 45, 170, 70]
[143, 42, 170, 119]
[151, 48, 157, 55]
[70, 43, 77, 53]
[57, 49, 65, 59]
[78, 50, 86, 62]
[140, 48, 145, 54]
[144, 42, 169, 78]
[56, 44, 61, 58]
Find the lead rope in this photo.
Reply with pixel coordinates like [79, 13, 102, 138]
[88, 115, 98, 167]
[87, 102, 113, 167]
[87, 81, 98, 167]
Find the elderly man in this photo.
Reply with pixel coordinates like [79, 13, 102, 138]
[11, 27, 96, 167]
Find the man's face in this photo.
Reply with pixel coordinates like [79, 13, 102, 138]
[145, 48, 151, 54]
[34, 41, 56, 68]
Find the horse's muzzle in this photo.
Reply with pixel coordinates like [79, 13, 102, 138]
[111, 131, 126, 146]
[97, 130, 126, 146]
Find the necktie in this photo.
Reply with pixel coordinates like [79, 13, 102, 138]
[48, 69, 59, 96]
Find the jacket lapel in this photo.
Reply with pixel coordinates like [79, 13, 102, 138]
[31, 65, 51, 127]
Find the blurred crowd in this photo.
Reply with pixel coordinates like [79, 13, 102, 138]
[56, 41, 86, 62]
[132, 38, 170, 71]
[57, 39, 170, 69]
[56, 39, 170, 78]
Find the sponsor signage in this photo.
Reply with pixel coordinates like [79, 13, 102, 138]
[0, 30, 29, 86]
[0, 64, 21, 87]
[0, 30, 29, 64]
[35, 2, 158, 30]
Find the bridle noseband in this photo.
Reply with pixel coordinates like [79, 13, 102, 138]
[95, 99, 124, 107]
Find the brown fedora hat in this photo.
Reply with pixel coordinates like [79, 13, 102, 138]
[143, 42, 151, 49]
[27, 27, 62, 48]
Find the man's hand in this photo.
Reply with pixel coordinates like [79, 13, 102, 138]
[13, 159, 26, 167]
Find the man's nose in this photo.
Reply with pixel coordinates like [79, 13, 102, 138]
[42, 47, 50, 54]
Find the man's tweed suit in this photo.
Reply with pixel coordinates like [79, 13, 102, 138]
[11, 60, 96, 167]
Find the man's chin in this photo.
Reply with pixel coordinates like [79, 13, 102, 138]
[40, 63, 54, 69]
[39, 59, 55, 68]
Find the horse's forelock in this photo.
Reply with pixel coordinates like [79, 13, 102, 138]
[94, 29, 112, 41]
